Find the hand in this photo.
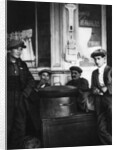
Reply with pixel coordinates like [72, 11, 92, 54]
[36, 79, 46, 89]
[101, 86, 107, 93]
[93, 88, 100, 95]
[22, 88, 32, 98]
[22, 91, 29, 98]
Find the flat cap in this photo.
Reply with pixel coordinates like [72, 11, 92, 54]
[91, 49, 106, 58]
[38, 69, 52, 76]
[70, 66, 82, 73]
[7, 39, 26, 50]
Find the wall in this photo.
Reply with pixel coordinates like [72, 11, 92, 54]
[49, 3, 106, 87]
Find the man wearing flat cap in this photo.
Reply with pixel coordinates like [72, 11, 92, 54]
[7, 39, 35, 148]
[66, 66, 89, 111]
[36, 69, 52, 90]
[90, 49, 112, 145]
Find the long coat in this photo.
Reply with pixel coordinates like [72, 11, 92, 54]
[91, 65, 112, 145]
[7, 55, 35, 147]
[10, 79, 51, 148]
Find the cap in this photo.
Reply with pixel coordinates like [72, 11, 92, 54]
[70, 66, 82, 73]
[7, 39, 26, 50]
[91, 49, 107, 58]
[38, 69, 52, 76]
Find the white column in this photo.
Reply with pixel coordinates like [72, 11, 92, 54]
[50, 3, 63, 70]
[35, 3, 38, 67]
[101, 5, 107, 50]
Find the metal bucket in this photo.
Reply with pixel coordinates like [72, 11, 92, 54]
[38, 86, 78, 118]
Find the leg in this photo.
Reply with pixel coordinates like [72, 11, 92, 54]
[95, 95, 112, 145]
[97, 112, 112, 145]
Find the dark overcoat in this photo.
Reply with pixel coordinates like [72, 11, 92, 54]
[7, 54, 35, 146]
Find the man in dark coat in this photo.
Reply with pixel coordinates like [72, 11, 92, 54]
[7, 39, 35, 148]
[66, 66, 89, 111]
[91, 49, 112, 145]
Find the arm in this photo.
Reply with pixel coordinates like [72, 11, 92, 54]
[79, 78, 89, 91]
[66, 80, 72, 86]
[98, 67, 112, 95]
[21, 62, 35, 98]
[91, 71, 103, 95]
[106, 68, 112, 95]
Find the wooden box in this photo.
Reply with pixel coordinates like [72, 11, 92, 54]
[41, 112, 101, 148]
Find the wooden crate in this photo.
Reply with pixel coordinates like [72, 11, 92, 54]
[41, 112, 101, 148]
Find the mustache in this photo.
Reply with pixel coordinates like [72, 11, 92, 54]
[72, 76, 76, 78]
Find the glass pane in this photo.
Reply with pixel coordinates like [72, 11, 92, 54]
[7, 1, 36, 68]
[37, 2, 51, 67]
[78, 4, 102, 67]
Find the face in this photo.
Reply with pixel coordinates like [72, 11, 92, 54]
[40, 72, 50, 82]
[10, 47, 23, 59]
[94, 56, 106, 67]
[71, 70, 81, 80]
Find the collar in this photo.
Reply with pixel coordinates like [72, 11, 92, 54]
[7, 54, 22, 67]
[98, 63, 106, 73]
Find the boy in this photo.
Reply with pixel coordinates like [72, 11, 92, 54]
[91, 49, 112, 145]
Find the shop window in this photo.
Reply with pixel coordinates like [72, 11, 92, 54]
[78, 4, 101, 67]
[7, 0, 50, 68]
[37, 3, 51, 67]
